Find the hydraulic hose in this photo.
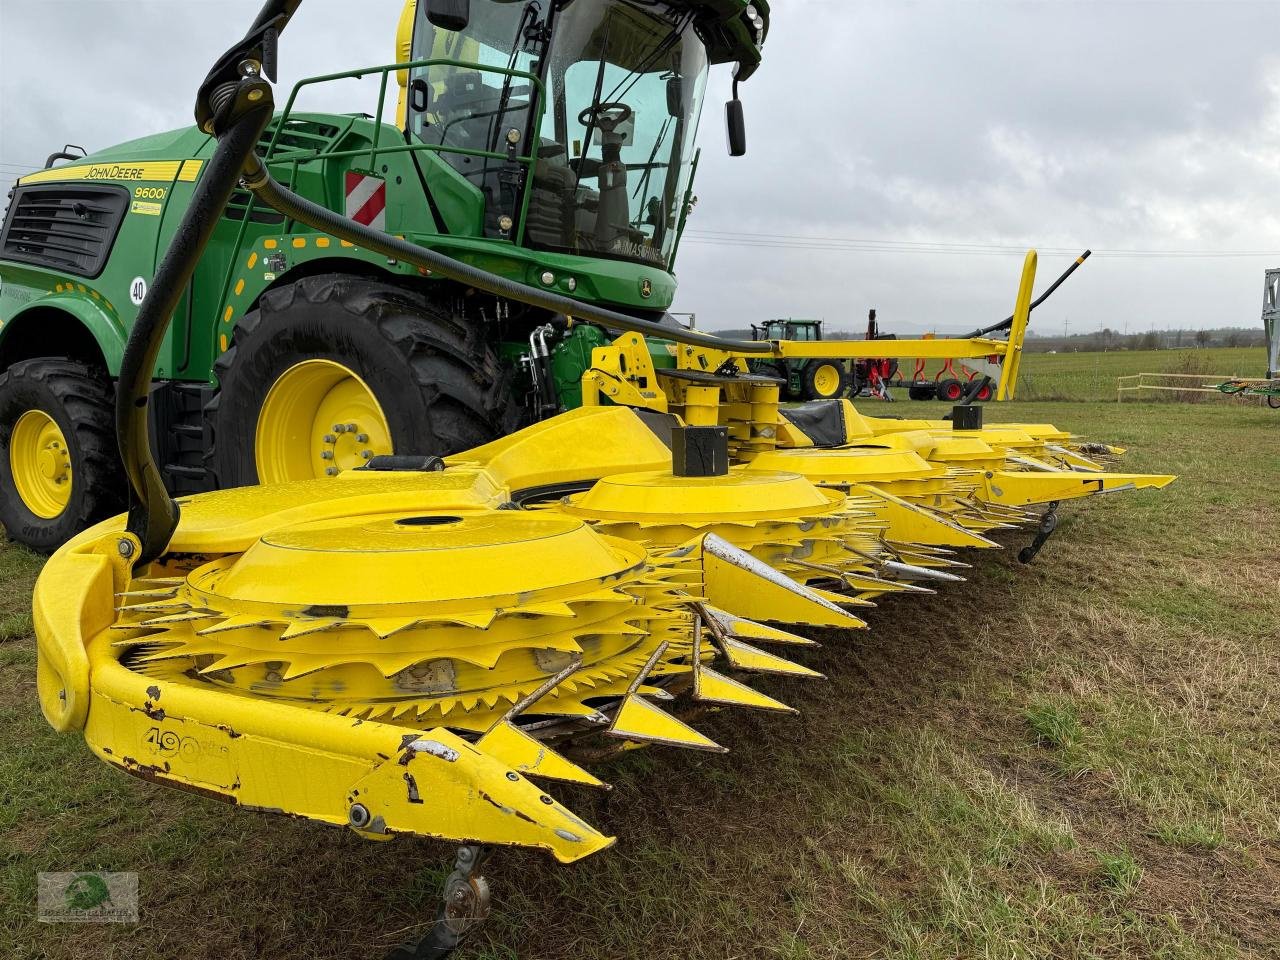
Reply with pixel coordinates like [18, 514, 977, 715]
[969, 250, 1092, 338]
[240, 157, 773, 355]
[118, 98, 276, 565]
[942, 250, 1090, 412]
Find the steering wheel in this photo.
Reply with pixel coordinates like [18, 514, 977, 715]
[578, 102, 633, 133]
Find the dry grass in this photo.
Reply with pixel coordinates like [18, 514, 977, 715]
[1, 399, 1277, 959]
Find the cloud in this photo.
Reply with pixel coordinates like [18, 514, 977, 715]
[677, 1, 1280, 334]
[3, 0, 1278, 337]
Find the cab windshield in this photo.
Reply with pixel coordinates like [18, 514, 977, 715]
[409, 0, 709, 268]
[529, 0, 709, 268]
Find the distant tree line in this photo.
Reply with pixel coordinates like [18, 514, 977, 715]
[1022, 327, 1267, 353]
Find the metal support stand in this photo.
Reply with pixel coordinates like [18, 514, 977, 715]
[387, 845, 493, 960]
[1018, 501, 1060, 565]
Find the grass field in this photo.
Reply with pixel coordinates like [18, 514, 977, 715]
[1, 397, 1278, 960]
[909, 347, 1267, 403]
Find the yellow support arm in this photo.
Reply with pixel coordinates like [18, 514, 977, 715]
[583, 251, 1046, 407]
[997, 250, 1037, 400]
[759, 337, 1012, 361]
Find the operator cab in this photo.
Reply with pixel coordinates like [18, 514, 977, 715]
[754, 319, 824, 342]
[407, 0, 711, 269]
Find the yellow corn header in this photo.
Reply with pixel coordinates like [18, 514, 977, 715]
[35, 380, 1173, 952]
[27, 3, 1175, 957]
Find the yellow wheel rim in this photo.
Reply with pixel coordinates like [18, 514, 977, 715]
[811, 363, 843, 398]
[255, 360, 393, 485]
[11, 410, 72, 519]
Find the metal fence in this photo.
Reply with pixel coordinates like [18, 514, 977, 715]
[1116, 372, 1261, 404]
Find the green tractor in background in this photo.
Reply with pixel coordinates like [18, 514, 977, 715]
[0, 0, 769, 551]
[749, 318, 850, 401]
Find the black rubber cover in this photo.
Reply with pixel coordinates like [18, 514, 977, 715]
[672, 425, 728, 477]
[779, 401, 849, 448]
[361, 456, 446, 473]
[952, 404, 984, 430]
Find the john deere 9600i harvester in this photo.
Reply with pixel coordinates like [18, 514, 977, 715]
[1, 0, 779, 549]
[4, 0, 1076, 552]
[18, 2, 1173, 957]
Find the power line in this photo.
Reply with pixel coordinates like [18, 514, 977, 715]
[689, 229, 1044, 252]
[682, 238, 1046, 258]
[684, 232, 1280, 259]
[683, 229, 1280, 260]
[682, 237, 1279, 260]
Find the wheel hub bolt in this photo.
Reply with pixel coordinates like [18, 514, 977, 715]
[38, 450, 59, 479]
[356, 434, 369, 444]
[326, 467, 339, 477]
[321, 451, 334, 460]
[324, 434, 337, 444]
[361, 450, 373, 460]
[333, 424, 348, 434]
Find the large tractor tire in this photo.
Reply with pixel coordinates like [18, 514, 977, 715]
[0, 359, 126, 552]
[801, 360, 849, 401]
[208, 275, 522, 489]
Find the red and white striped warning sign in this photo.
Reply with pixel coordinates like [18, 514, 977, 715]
[344, 171, 387, 231]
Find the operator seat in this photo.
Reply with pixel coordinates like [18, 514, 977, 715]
[525, 140, 577, 248]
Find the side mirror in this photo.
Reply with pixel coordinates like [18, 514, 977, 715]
[725, 99, 747, 157]
[409, 77, 430, 114]
[424, 0, 470, 32]
[667, 76, 685, 119]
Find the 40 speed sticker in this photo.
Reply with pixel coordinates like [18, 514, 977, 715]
[129, 277, 148, 307]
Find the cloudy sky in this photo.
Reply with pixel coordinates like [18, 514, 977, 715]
[3, 0, 1279, 334]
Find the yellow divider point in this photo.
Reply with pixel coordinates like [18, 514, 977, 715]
[609, 694, 726, 753]
[861, 488, 1000, 549]
[720, 637, 824, 679]
[702, 606, 818, 646]
[478, 721, 608, 789]
[702, 535, 867, 629]
[695, 666, 796, 714]
[983, 471, 1178, 507]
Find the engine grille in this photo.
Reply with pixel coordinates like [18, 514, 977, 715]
[0, 184, 128, 278]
